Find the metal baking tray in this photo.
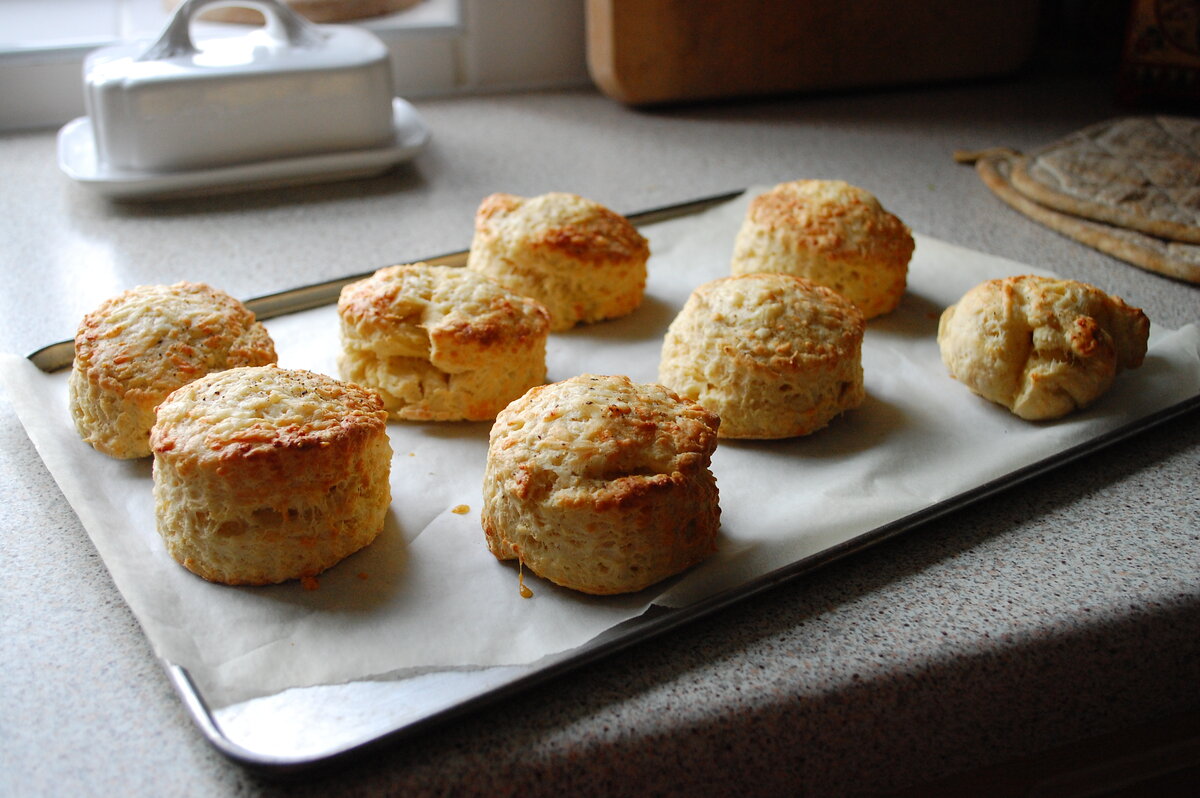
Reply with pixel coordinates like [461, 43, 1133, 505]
[25, 191, 1200, 774]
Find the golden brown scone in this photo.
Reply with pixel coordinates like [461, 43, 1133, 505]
[659, 273, 866, 438]
[938, 275, 1150, 420]
[68, 282, 277, 459]
[482, 374, 720, 595]
[730, 180, 914, 319]
[151, 366, 392, 586]
[337, 263, 550, 421]
[466, 192, 650, 332]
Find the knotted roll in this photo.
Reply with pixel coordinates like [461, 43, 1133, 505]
[938, 275, 1149, 420]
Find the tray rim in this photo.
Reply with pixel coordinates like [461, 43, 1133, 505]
[25, 188, 1200, 774]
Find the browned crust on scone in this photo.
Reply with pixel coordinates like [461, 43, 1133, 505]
[73, 281, 275, 400]
[69, 281, 277, 459]
[475, 193, 650, 266]
[659, 273, 866, 439]
[467, 192, 649, 331]
[153, 371, 387, 462]
[336, 263, 550, 420]
[732, 180, 914, 319]
[481, 374, 720, 595]
[745, 185, 913, 266]
[151, 366, 391, 585]
[338, 263, 550, 355]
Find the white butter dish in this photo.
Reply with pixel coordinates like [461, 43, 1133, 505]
[81, 0, 398, 173]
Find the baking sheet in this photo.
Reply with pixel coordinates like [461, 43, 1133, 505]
[4, 190, 1199, 768]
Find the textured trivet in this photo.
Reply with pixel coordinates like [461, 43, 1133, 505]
[957, 115, 1200, 284]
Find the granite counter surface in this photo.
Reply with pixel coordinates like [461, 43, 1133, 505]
[2, 74, 1197, 797]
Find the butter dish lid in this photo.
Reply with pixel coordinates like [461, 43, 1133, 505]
[75, 0, 406, 176]
[84, 0, 390, 87]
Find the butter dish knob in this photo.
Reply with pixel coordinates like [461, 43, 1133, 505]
[138, 0, 326, 61]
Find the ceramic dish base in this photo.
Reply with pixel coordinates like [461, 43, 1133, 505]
[56, 98, 429, 200]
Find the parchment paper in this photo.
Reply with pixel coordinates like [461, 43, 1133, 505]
[4, 190, 1199, 710]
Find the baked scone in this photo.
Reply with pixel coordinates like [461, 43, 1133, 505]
[730, 180, 914, 319]
[68, 282, 277, 459]
[658, 273, 866, 438]
[466, 192, 650, 332]
[338, 263, 550, 421]
[938, 275, 1150, 420]
[151, 366, 392, 586]
[482, 374, 721, 595]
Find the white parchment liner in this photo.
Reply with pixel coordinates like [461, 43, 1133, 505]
[4, 190, 1199, 710]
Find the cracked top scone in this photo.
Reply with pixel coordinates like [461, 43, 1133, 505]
[481, 374, 720, 595]
[731, 180, 914, 319]
[466, 192, 649, 332]
[937, 275, 1149, 420]
[338, 263, 550, 421]
[68, 281, 277, 459]
[658, 272, 866, 438]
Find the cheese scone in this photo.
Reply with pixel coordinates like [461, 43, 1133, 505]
[659, 273, 866, 438]
[68, 282, 277, 459]
[338, 263, 550, 421]
[466, 192, 650, 332]
[482, 374, 720, 595]
[731, 180, 914, 319]
[938, 275, 1150, 420]
[151, 366, 391, 586]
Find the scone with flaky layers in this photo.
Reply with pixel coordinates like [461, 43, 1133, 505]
[482, 374, 720, 596]
[151, 366, 392, 586]
[466, 192, 650, 332]
[338, 263, 550, 421]
[731, 180, 914, 319]
[68, 281, 277, 459]
[659, 273, 866, 439]
[938, 275, 1149, 420]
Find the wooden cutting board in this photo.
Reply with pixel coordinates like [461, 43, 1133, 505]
[586, 0, 1041, 106]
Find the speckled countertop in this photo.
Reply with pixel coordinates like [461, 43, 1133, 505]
[2, 74, 1197, 797]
